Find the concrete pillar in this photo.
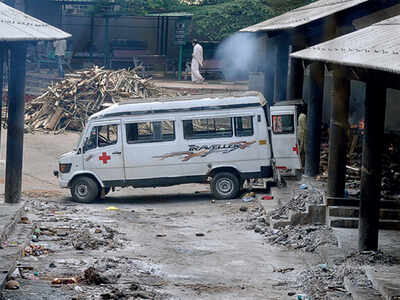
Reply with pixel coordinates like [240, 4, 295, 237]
[0, 48, 4, 149]
[5, 44, 26, 203]
[273, 34, 289, 102]
[359, 79, 386, 251]
[287, 45, 304, 100]
[327, 66, 350, 197]
[304, 62, 325, 176]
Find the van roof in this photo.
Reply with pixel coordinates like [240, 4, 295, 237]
[89, 91, 266, 121]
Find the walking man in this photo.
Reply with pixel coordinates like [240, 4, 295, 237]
[191, 40, 204, 83]
[53, 39, 67, 78]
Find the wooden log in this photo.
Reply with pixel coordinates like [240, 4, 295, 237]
[45, 107, 64, 130]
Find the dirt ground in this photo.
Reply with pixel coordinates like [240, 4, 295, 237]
[0, 130, 326, 299]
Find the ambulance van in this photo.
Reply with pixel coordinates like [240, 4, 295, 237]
[54, 91, 300, 202]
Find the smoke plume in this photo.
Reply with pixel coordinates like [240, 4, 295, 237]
[215, 32, 265, 81]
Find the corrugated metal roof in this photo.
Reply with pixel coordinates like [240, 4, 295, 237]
[352, 3, 400, 29]
[240, 0, 367, 32]
[290, 15, 400, 74]
[0, 2, 71, 41]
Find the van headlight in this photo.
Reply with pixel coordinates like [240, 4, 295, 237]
[59, 163, 72, 173]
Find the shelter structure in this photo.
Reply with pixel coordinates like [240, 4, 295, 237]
[240, 0, 399, 177]
[0, 2, 70, 203]
[291, 15, 400, 250]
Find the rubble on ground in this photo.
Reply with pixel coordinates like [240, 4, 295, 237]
[270, 187, 324, 220]
[264, 225, 337, 252]
[22, 66, 167, 133]
[296, 250, 399, 299]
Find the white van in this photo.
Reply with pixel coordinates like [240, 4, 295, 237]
[54, 91, 300, 202]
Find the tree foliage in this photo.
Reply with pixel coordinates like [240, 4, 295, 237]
[92, 0, 311, 41]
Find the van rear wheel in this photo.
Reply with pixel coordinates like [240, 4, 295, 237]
[211, 172, 240, 200]
[71, 176, 99, 203]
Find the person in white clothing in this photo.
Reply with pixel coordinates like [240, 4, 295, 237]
[53, 39, 67, 78]
[191, 40, 204, 83]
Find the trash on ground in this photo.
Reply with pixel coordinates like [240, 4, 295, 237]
[51, 277, 78, 284]
[299, 184, 308, 189]
[242, 193, 255, 202]
[5, 280, 20, 290]
[239, 205, 248, 212]
[106, 206, 119, 211]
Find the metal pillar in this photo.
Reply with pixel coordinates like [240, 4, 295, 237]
[90, 14, 94, 59]
[164, 17, 169, 56]
[327, 66, 350, 197]
[305, 62, 325, 176]
[5, 44, 26, 203]
[359, 78, 386, 251]
[287, 45, 303, 100]
[159, 17, 164, 55]
[273, 34, 289, 102]
[104, 17, 109, 68]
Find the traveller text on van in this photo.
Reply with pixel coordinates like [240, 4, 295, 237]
[54, 91, 300, 202]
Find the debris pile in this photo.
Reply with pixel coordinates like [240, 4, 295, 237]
[296, 250, 399, 299]
[270, 187, 324, 220]
[23, 66, 165, 133]
[264, 225, 337, 252]
[72, 225, 123, 251]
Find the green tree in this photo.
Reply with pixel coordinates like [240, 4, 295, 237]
[91, 0, 311, 40]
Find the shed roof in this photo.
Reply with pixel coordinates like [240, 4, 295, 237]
[0, 2, 71, 42]
[290, 15, 400, 74]
[240, 0, 367, 32]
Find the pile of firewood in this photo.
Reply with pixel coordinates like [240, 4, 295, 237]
[23, 66, 165, 133]
[318, 133, 400, 199]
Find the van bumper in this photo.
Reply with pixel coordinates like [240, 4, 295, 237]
[59, 178, 69, 188]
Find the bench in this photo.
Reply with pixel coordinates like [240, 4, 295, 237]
[111, 49, 167, 72]
[184, 59, 223, 80]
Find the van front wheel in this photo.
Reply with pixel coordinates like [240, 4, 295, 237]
[71, 176, 99, 203]
[211, 172, 240, 200]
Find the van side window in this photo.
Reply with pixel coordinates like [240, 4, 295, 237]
[183, 117, 232, 139]
[85, 124, 118, 151]
[126, 121, 175, 143]
[235, 116, 254, 137]
[272, 115, 294, 134]
[98, 124, 118, 147]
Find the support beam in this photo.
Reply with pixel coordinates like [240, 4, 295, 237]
[327, 66, 350, 197]
[359, 78, 386, 251]
[104, 17, 109, 68]
[305, 62, 325, 176]
[273, 34, 289, 102]
[287, 45, 303, 100]
[5, 44, 26, 203]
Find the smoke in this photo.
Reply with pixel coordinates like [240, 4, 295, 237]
[215, 32, 264, 81]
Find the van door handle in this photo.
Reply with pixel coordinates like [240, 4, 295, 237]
[112, 151, 121, 155]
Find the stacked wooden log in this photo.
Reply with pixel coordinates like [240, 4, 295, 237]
[317, 134, 400, 199]
[23, 66, 165, 133]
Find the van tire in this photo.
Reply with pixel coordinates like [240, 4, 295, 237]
[71, 176, 99, 203]
[211, 172, 240, 200]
